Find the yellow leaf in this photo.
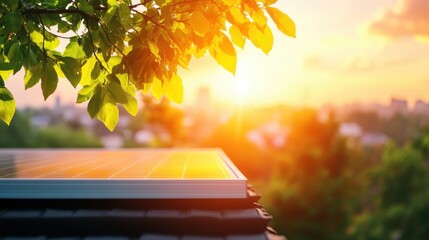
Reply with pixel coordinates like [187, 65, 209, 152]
[220, 0, 240, 5]
[164, 74, 184, 104]
[252, 8, 267, 28]
[227, 7, 248, 25]
[209, 34, 237, 75]
[0, 70, 12, 81]
[151, 77, 163, 99]
[54, 64, 65, 78]
[266, 7, 296, 38]
[148, 41, 160, 59]
[81, 57, 97, 85]
[189, 9, 210, 37]
[97, 91, 119, 132]
[248, 24, 273, 55]
[229, 25, 245, 49]
[142, 83, 151, 94]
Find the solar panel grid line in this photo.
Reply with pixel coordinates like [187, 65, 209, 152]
[108, 152, 149, 179]
[0, 152, 86, 178]
[0, 153, 55, 174]
[9, 155, 99, 178]
[71, 153, 126, 178]
[0, 153, 36, 166]
[74, 152, 131, 179]
[147, 153, 186, 179]
[35, 153, 106, 178]
[112, 153, 162, 179]
[143, 152, 176, 179]
[180, 153, 190, 179]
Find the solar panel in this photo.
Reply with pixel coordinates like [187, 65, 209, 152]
[0, 149, 247, 199]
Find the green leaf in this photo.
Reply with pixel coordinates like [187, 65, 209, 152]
[0, 77, 4, 88]
[30, 31, 60, 50]
[97, 91, 119, 131]
[266, 7, 296, 38]
[124, 94, 138, 116]
[60, 57, 82, 87]
[107, 0, 118, 7]
[64, 40, 86, 59]
[87, 85, 102, 118]
[6, 0, 19, 10]
[0, 62, 14, 71]
[104, 6, 117, 24]
[118, 3, 132, 28]
[78, 0, 94, 15]
[0, 87, 16, 125]
[24, 62, 43, 89]
[76, 82, 97, 103]
[3, 12, 22, 33]
[116, 73, 129, 89]
[7, 43, 23, 73]
[107, 80, 128, 104]
[41, 61, 58, 100]
[81, 57, 97, 85]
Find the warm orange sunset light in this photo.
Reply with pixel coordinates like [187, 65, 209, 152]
[3, 0, 429, 109]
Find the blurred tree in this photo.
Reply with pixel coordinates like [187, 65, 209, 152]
[0, 0, 296, 130]
[257, 109, 355, 240]
[32, 124, 102, 148]
[125, 95, 184, 147]
[349, 142, 429, 240]
[0, 111, 34, 147]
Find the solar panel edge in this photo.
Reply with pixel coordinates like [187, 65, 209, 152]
[0, 179, 247, 199]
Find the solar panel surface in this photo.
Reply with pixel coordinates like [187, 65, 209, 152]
[0, 149, 247, 199]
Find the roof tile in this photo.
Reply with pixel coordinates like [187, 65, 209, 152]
[2, 210, 42, 218]
[146, 210, 183, 219]
[74, 210, 106, 217]
[139, 234, 180, 240]
[42, 209, 74, 218]
[186, 210, 221, 219]
[3, 237, 46, 240]
[83, 237, 129, 240]
[222, 209, 260, 219]
[182, 236, 224, 240]
[225, 233, 267, 240]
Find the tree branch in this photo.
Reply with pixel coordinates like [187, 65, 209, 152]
[22, 8, 92, 18]
[84, 17, 109, 73]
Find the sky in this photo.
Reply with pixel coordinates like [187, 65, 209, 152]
[5, 0, 429, 108]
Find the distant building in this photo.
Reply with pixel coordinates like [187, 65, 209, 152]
[339, 122, 362, 138]
[361, 133, 389, 146]
[413, 100, 429, 115]
[390, 98, 408, 115]
[247, 122, 289, 149]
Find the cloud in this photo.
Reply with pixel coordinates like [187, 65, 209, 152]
[341, 55, 418, 73]
[368, 0, 429, 38]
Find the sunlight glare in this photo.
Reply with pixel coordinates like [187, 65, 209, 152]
[233, 72, 251, 104]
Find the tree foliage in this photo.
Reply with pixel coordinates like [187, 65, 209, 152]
[0, 0, 295, 130]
